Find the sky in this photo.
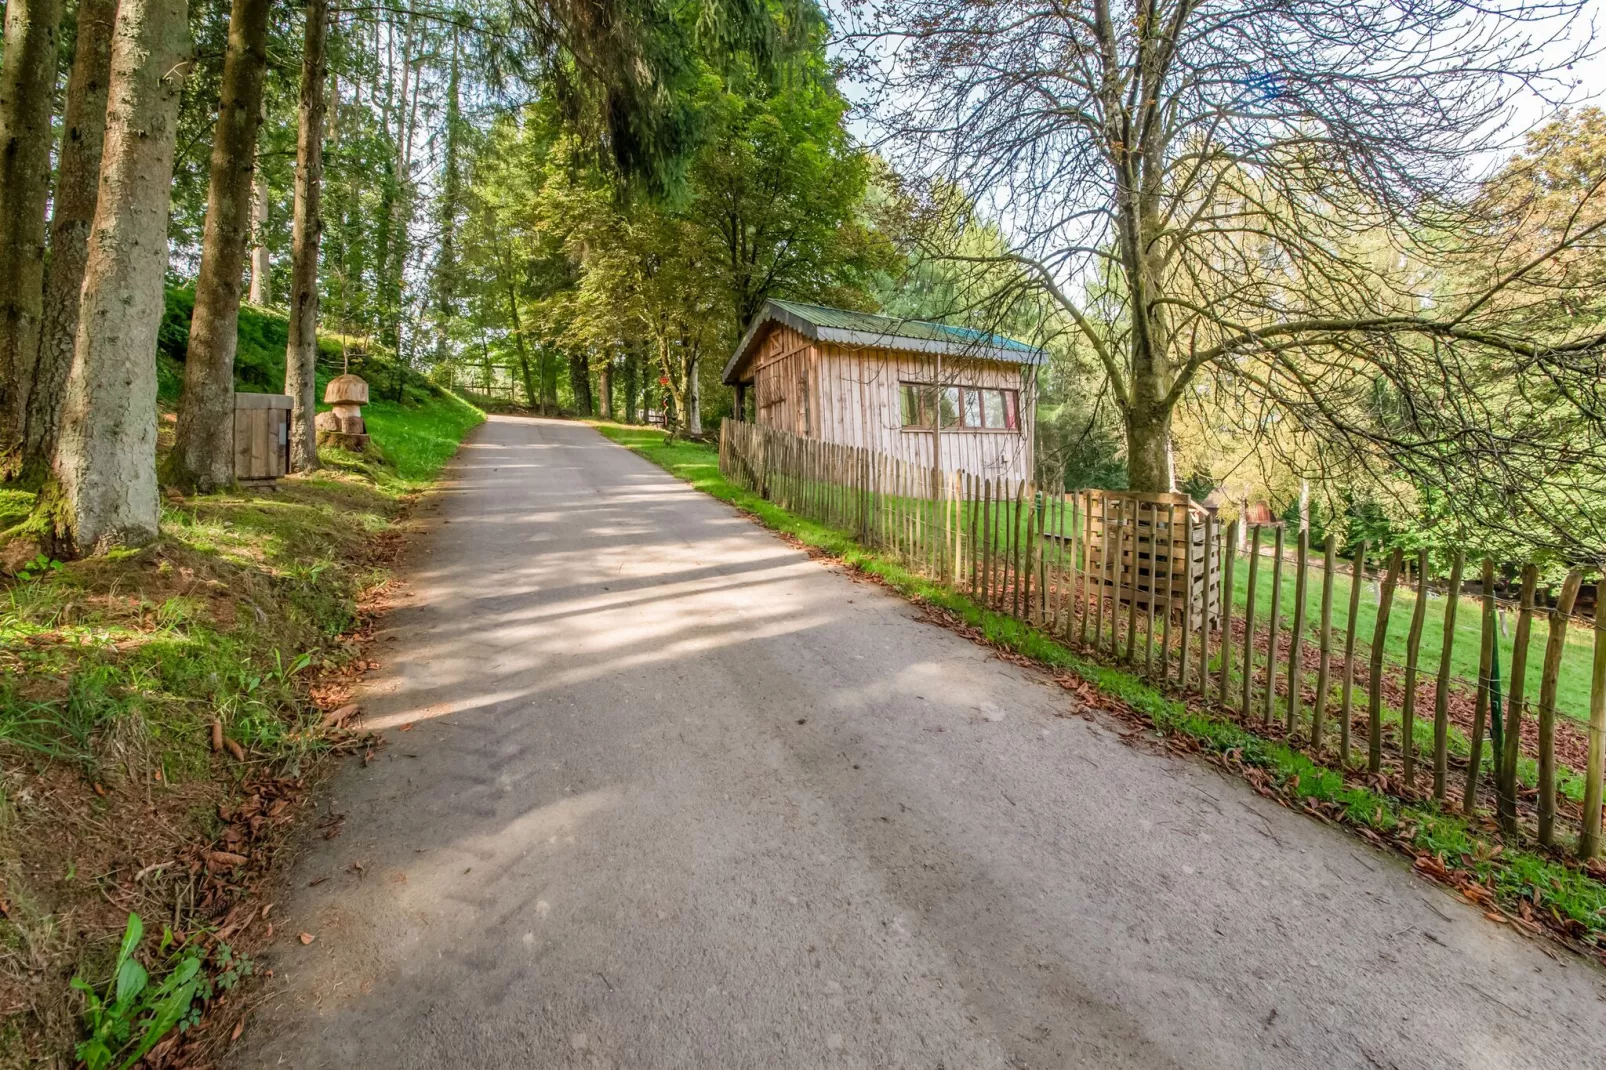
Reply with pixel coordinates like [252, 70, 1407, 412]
[829, 2, 1606, 181]
[825, 0, 1606, 301]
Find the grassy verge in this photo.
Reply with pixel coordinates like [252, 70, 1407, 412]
[915, 492, 1595, 724]
[591, 422, 1606, 961]
[0, 382, 482, 1067]
[1222, 547, 1596, 726]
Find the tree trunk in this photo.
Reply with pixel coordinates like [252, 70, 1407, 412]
[541, 344, 558, 414]
[431, 28, 462, 370]
[568, 351, 592, 416]
[1123, 400, 1173, 493]
[18, 0, 115, 485]
[502, 280, 538, 410]
[516, 350, 536, 411]
[51, 0, 191, 554]
[284, 0, 327, 473]
[248, 171, 271, 303]
[377, 13, 416, 375]
[598, 358, 613, 421]
[685, 348, 702, 436]
[624, 348, 638, 423]
[167, 0, 272, 492]
[0, 0, 64, 453]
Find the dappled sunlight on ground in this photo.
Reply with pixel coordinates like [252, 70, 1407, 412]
[235, 416, 1606, 1070]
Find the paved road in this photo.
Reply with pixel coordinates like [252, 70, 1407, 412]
[235, 416, 1605, 1070]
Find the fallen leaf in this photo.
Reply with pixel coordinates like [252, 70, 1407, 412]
[307, 875, 329, 887]
[322, 703, 361, 729]
[299, 932, 315, 945]
[225, 738, 246, 762]
[208, 850, 248, 869]
[399, 722, 415, 732]
[210, 720, 224, 752]
[231, 1016, 246, 1042]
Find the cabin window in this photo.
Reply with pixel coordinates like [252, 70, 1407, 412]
[899, 383, 920, 427]
[962, 388, 982, 428]
[901, 382, 1019, 431]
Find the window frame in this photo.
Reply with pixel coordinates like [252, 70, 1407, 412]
[899, 381, 1021, 433]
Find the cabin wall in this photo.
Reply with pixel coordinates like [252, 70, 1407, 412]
[813, 343, 1034, 482]
[747, 325, 1036, 483]
[749, 324, 815, 436]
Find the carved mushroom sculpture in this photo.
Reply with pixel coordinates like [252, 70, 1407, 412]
[320, 373, 368, 435]
[313, 369, 367, 436]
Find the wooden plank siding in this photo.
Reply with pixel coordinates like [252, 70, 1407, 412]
[233, 392, 292, 482]
[744, 323, 1035, 483]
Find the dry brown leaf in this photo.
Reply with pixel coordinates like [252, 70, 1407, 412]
[321, 702, 361, 729]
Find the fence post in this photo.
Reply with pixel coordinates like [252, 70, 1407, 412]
[1143, 502, 1158, 674]
[1241, 525, 1262, 714]
[1401, 549, 1431, 791]
[1367, 548, 1403, 774]
[1432, 553, 1465, 800]
[1537, 569, 1582, 846]
[1580, 576, 1606, 859]
[1286, 528, 1309, 734]
[1021, 484, 1038, 623]
[1169, 507, 1182, 684]
[1498, 564, 1538, 833]
[1264, 524, 1285, 725]
[1464, 559, 1497, 814]
[1082, 493, 1097, 647]
[1123, 499, 1140, 663]
[1218, 520, 1239, 707]
[1311, 533, 1336, 753]
[1038, 492, 1052, 624]
[1340, 542, 1367, 765]
[1196, 513, 1213, 695]
[980, 474, 989, 600]
[1095, 496, 1110, 650]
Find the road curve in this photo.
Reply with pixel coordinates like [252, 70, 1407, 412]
[232, 415, 1605, 1070]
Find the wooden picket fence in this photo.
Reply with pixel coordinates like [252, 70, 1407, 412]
[719, 417, 1606, 861]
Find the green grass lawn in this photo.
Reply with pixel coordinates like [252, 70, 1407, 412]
[959, 494, 1593, 723]
[1226, 546, 1594, 724]
[590, 420, 1606, 951]
[360, 388, 485, 483]
[852, 486, 1599, 727]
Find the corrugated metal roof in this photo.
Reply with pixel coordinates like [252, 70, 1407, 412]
[722, 299, 1045, 384]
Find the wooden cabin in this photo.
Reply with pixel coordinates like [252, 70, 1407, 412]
[721, 300, 1044, 482]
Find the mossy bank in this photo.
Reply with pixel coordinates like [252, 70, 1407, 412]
[0, 297, 482, 1067]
